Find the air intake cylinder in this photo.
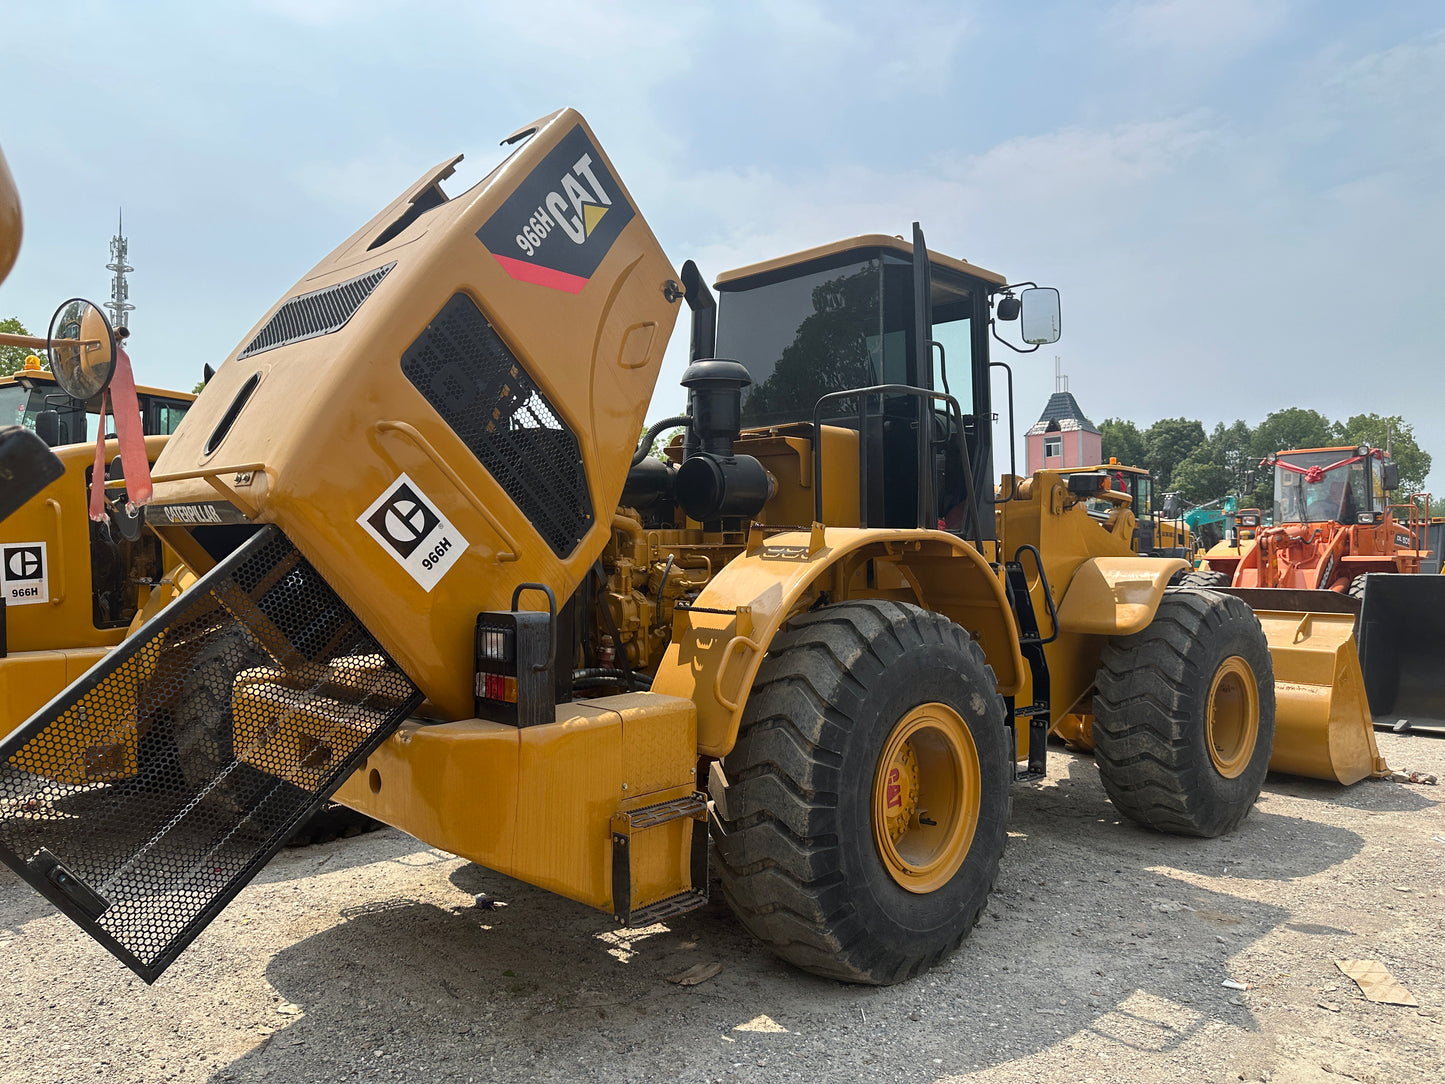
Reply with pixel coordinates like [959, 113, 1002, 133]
[675, 359, 772, 521]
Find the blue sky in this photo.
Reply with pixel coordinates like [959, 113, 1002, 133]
[3, 1, 1443, 489]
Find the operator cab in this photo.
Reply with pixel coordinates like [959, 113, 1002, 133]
[1073, 463, 1151, 522]
[710, 232, 1057, 539]
[1269, 446, 1397, 526]
[0, 367, 195, 447]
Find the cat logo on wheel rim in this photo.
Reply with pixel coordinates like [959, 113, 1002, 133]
[871, 703, 981, 894]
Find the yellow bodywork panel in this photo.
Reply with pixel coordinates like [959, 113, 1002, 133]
[747, 425, 861, 528]
[0, 647, 111, 743]
[997, 471, 1183, 738]
[2, 435, 170, 656]
[331, 692, 698, 911]
[650, 526, 1023, 759]
[2, 639, 161, 786]
[149, 108, 681, 722]
[1255, 610, 1387, 784]
[1055, 557, 1187, 636]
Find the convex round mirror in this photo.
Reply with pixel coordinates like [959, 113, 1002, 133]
[47, 298, 116, 400]
[1020, 287, 1061, 345]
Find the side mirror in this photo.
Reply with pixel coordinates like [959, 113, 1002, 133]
[1162, 494, 1182, 519]
[1020, 287, 1061, 345]
[47, 298, 116, 400]
[1383, 462, 1399, 491]
[35, 409, 61, 447]
[995, 295, 1021, 321]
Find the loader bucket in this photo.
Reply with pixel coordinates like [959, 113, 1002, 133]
[1357, 573, 1445, 735]
[1252, 607, 1387, 784]
[0, 525, 421, 982]
[1421, 523, 1445, 575]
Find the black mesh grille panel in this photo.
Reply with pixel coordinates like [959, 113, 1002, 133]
[0, 526, 421, 983]
[239, 263, 395, 359]
[401, 293, 593, 556]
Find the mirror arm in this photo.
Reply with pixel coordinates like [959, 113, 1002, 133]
[990, 282, 1045, 353]
[990, 318, 1040, 354]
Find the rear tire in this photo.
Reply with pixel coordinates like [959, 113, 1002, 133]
[1093, 589, 1274, 837]
[173, 626, 377, 844]
[711, 600, 1009, 985]
[283, 802, 385, 847]
[172, 626, 276, 816]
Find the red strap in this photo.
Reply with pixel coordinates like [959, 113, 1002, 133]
[1272, 454, 1362, 482]
[87, 344, 153, 521]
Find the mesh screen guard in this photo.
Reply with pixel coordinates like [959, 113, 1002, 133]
[0, 526, 421, 982]
[401, 293, 593, 557]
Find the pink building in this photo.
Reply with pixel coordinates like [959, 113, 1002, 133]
[1025, 390, 1101, 474]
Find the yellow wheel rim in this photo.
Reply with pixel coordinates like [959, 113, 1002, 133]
[1206, 655, 1260, 779]
[871, 703, 981, 894]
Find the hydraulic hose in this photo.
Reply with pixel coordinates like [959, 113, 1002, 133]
[573, 667, 653, 689]
[631, 414, 691, 467]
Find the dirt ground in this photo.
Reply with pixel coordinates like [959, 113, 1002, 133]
[1, 732, 1440, 1084]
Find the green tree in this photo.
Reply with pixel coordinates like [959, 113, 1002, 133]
[1249, 408, 1337, 459]
[652, 426, 685, 462]
[1098, 417, 1146, 467]
[0, 316, 45, 377]
[1171, 420, 1254, 503]
[1143, 417, 1206, 491]
[1336, 413, 1431, 495]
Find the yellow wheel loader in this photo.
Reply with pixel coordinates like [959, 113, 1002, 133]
[0, 109, 1386, 987]
[1054, 460, 1193, 559]
[0, 333, 196, 740]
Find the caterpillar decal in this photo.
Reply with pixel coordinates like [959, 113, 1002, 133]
[475, 125, 636, 293]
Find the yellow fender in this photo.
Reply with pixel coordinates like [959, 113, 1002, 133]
[650, 526, 1026, 758]
[1055, 556, 1188, 636]
[1049, 556, 1186, 750]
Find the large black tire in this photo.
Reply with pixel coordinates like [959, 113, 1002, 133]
[172, 626, 275, 815]
[1347, 574, 1368, 600]
[172, 627, 382, 845]
[283, 802, 385, 847]
[710, 600, 1010, 985]
[1175, 568, 1229, 589]
[1093, 589, 1275, 838]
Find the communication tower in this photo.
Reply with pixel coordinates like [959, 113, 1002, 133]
[104, 210, 134, 333]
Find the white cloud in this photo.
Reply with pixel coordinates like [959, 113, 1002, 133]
[1107, 0, 1291, 56]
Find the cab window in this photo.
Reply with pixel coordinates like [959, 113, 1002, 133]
[146, 397, 191, 435]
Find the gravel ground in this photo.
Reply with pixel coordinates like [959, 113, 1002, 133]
[1, 733, 1441, 1084]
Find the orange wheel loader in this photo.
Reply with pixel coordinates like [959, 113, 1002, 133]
[1187, 445, 1445, 735]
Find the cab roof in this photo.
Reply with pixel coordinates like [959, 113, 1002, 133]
[1274, 445, 1390, 461]
[715, 234, 1008, 289]
[0, 369, 195, 402]
[1058, 463, 1149, 477]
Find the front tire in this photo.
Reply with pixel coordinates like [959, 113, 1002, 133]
[710, 600, 1009, 985]
[1093, 589, 1274, 837]
[1177, 568, 1229, 589]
